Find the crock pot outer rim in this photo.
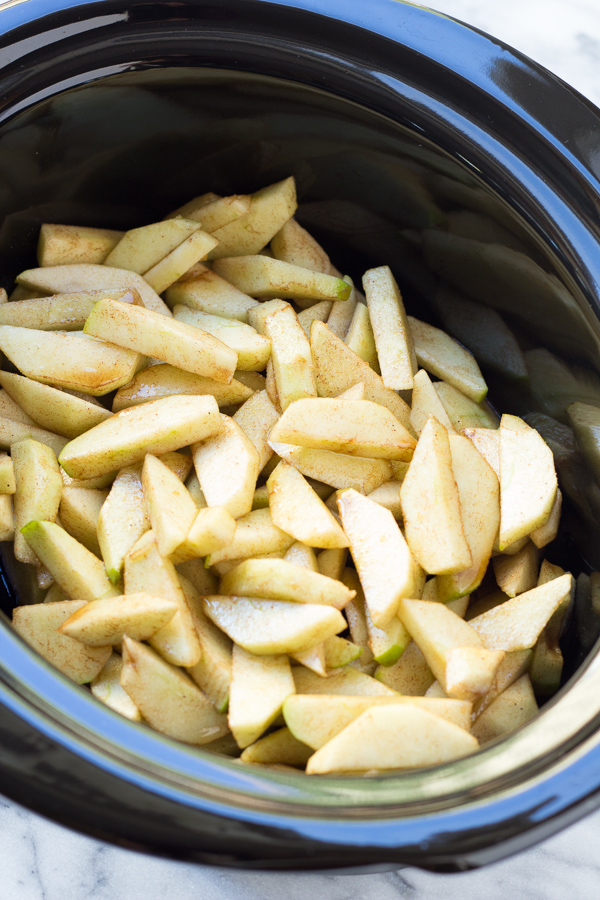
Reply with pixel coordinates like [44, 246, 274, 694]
[4, 614, 600, 871]
[0, 0, 600, 869]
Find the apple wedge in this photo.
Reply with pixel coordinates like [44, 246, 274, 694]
[262, 305, 317, 410]
[59, 395, 222, 479]
[97, 466, 148, 584]
[270, 440, 392, 493]
[12, 600, 111, 683]
[120, 637, 228, 745]
[409, 369, 455, 436]
[362, 266, 417, 390]
[219, 558, 354, 609]
[142, 453, 198, 558]
[471, 674, 538, 744]
[206, 508, 294, 566]
[305, 705, 478, 773]
[267, 460, 348, 549]
[0, 289, 140, 331]
[212, 255, 351, 303]
[208, 177, 297, 259]
[59, 592, 178, 646]
[21, 520, 119, 603]
[293, 665, 397, 697]
[165, 264, 259, 321]
[104, 218, 201, 273]
[91, 653, 142, 721]
[17, 264, 171, 316]
[345, 301, 379, 371]
[0, 371, 112, 439]
[284, 694, 472, 749]
[233, 390, 280, 471]
[401, 416, 472, 575]
[12, 439, 63, 565]
[84, 299, 237, 384]
[375, 640, 435, 696]
[269, 398, 415, 460]
[284, 542, 319, 571]
[240, 727, 313, 767]
[173, 306, 271, 372]
[469, 572, 574, 651]
[38, 223, 123, 266]
[143, 229, 219, 294]
[493, 542, 540, 598]
[192, 415, 260, 519]
[398, 599, 504, 701]
[337, 488, 415, 628]
[435, 382, 497, 432]
[202, 596, 346, 655]
[498, 414, 558, 550]
[270, 218, 332, 274]
[310, 320, 412, 430]
[167, 193, 250, 230]
[297, 301, 334, 339]
[59, 486, 107, 557]
[0, 326, 142, 396]
[408, 315, 487, 402]
[0, 415, 66, 457]
[437, 433, 500, 601]
[112, 364, 252, 412]
[124, 531, 201, 667]
[228, 645, 295, 748]
[463, 426, 500, 475]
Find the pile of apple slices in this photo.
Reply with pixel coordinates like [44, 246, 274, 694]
[0, 176, 576, 774]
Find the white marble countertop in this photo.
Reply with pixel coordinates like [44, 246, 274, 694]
[3, 0, 600, 897]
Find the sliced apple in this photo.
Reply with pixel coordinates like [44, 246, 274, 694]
[84, 298, 237, 384]
[310, 320, 412, 430]
[192, 415, 260, 519]
[142, 453, 198, 558]
[362, 266, 417, 390]
[165, 264, 259, 321]
[293, 665, 397, 697]
[270, 398, 415, 460]
[408, 315, 487, 402]
[22, 520, 118, 602]
[345, 301, 379, 372]
[17, 264, 170, 316]
[202, 595, 346, 655]
[437, 433, 499, 601]
[38, 223, 123, 266]
[0, 371, 112, 439]
[284, 694, 472, 749]
[112, 364, 252, 412]
[374, 641, 435, 696]
[173, 306, 271, 372]
[228, 645, 295, 748]
[0, 326, 142, 396]
[208, 177, 297, 259]
[206, 507, 294, 566]
[12, 600, 111, 683]
[240, 727, 313, 768]
[270, 218, 332, 273]
[59, 592, 177, 646]
[0, 288, 140, 331]
[124, 530, 201, 667]
[305, 705, 478, 773]
[493, 542, 540, 598]
[90, 653, 142, 721]
[469, 572, 574, 651]
[337, 488, 415, 628]
[12, 439, 63, 565]
[409, 369, 455, 436]
[59, 486, 107, 557]
[220, 558, 354, 609]
[471, 674, 538, 744]
[400, 416, 472, 575]
[212, 255, 351, 303]
[59, 395, 221, 479]
[120, 636, 228, 745]
[270, 440, 392, 493]
[267, 460, 348, 549]
[498, 414, 558, 549]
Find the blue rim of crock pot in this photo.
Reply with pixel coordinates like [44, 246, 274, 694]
[0, 0, 600, 868]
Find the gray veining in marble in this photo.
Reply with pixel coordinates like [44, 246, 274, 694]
[2, 0, 600, 896]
